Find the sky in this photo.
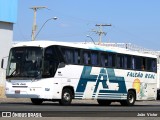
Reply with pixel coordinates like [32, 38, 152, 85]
[14, 0, 160, 50]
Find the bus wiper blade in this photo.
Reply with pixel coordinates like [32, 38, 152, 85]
[9, 69, 16, 77]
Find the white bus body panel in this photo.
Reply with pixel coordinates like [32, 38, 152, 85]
[6, 65, 157, 101]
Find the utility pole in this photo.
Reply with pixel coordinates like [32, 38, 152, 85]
[30, 6, 47, 41]
[93, 24, 111, 44]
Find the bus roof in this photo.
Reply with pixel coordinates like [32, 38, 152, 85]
[13, 40, 157, 58]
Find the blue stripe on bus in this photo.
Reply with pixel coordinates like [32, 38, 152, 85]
[75, 93, 84, 95]
[97, 96, 127, 98]
[74, 95, 83, 97]
[98, 95, 127, 98]
[98, 93, 127, 95]
[89, 47, 116, 53]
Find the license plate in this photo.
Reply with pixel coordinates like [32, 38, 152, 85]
[15, 90, 20, 94]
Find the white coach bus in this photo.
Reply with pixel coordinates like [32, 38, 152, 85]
[2, 41, 157, 106]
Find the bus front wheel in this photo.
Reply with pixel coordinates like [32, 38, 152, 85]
[31, 98, 43, 105]
[59, 88, 72, 105]
[120, 90, 136, 106]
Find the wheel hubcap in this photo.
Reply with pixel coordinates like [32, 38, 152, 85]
[129, 94, 134, 103]
[63, 92, 70, 101]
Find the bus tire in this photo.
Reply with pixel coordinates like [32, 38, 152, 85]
[120, 90, 136, 106]
[97, 100, 111, 106]
[31, 98, 43, 105]
[59, 88, 72, 105]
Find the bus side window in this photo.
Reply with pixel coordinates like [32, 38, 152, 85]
[141, 57, 146, 71]
[100, 53, 108, 67]
[91, 51, 98, 66]
[146, 58, 156, 72]
[43, 47, 54, 77]
[73, 50, 78, 64]
[151, 59, 157, 72]
[108, 53, 115, 67]
[117, 54, 124, 69]
[74, 49, 80, 64]
[64, 49, 74, 64]
[108, 54, 112, 67]
[135, 57, 142, 70]
[43, 46, 60, 78]
[116, 55, 120, 68]
[83, 51, 90, 65]
[131, 57, 135, 70]
[124, 56, 127, 69]
[126, 55, 131, 69]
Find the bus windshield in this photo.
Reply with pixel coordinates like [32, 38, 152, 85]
[6, 47, 42, 79]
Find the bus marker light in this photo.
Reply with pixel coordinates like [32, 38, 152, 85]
[45, 88, 50, 91]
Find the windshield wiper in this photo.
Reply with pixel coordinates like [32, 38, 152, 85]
[7, 69, 17, 78]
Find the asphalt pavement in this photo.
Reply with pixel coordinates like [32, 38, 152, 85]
[0, 99, 160, 119]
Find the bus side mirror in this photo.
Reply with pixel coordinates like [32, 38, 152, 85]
[1, 57, 8, 69]
[1, 59, 4, 69]
[58, 62, 65, 68]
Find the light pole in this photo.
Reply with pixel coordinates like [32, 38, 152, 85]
[86, 35, 95, 44]
[34, 17, 58, 40]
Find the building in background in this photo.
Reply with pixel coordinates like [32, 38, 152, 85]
[0, 0, 17, 97]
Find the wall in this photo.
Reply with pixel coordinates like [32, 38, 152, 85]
[0, 0, 17, 97]
[0, 0, 17, 23]
[0, 22, 13, 97]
